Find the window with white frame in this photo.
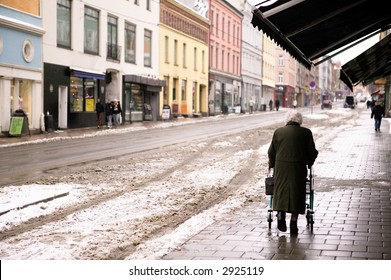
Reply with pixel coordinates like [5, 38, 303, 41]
[125, 22, 136, 63]
[202, 50, 205, 73]
[165, 36, 169, 63]
[279, 55, 284, 66]
[278, 72, 284, 83]
[107, 15, 118, 60]
[216, 44, 219, 69]
[183, 43, 186, 68]
[84, 6, 99, 54]
[57, 0, 71, 48]
[194, 47, 197, 71]
[174, 39, 178, 65]
[144, 29, 152, 67]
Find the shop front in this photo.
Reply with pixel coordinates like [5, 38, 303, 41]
[43, 64, 106, 130]
[123, 75, 166, 122]
[69, 68, 106, 128]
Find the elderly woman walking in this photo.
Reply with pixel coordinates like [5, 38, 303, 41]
[268, 110, 318, 235]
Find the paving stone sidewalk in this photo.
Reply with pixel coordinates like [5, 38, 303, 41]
[163, 110, 391, 260]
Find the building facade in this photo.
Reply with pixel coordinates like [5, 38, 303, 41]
[0, 0, 44, 135]
[208, 0, 242, 115]
[262, 34, 276, 111]
[237, 0, 262, 113]
[159, 0, 209, 118]
[42, 0, 165, 130]
[275, 46, 296, 108]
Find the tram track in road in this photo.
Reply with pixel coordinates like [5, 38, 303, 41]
[0, 128, 270, 252]
[0, 112, 284, 188]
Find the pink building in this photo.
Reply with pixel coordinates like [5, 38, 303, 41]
[275, 46, 297, 108]
[208, 0, 242, 115]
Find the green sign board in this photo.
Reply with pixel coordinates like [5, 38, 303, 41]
[9, 117, 25, 136]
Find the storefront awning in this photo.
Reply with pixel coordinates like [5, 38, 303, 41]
[123, 74, 166, 87]
[251, 0, 391, 70]
[70, 67, 105, 80]
[340, 35, 391, 91]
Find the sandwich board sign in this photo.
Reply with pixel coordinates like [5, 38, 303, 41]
[9, 116, 29, 136]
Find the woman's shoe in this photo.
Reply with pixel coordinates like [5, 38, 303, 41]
[277, 212, 287, 232]
[278, 220, 287, 232]
[290, 221, 298, 235]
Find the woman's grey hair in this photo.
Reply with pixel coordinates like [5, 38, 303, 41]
[285, 109, 303, 125]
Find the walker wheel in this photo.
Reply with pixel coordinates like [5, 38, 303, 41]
[306, 210, 314, 232]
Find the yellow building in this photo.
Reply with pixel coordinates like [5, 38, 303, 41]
[262, 34, 276, 109]
[159, 0, 209, 118]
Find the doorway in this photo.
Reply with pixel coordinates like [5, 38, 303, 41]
[58, 86, 68, 129]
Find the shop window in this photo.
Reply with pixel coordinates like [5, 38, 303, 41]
[181, 79, 186, 101]
[70, 76, 98, 112]
[131, 83, 143, 111]
[173, 78, 178, 100]
[10, 79, 32, 124]
[163, 76, 169, 105]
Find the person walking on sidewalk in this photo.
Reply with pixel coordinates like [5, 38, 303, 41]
[371, 101, 385, 132]
[269, 99, 273, 111]
[275, 99, 280, 111]
[105, 102, 112, 128]
[267, 109, 318, 235]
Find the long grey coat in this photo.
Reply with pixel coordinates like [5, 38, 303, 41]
[268, 121, 318, 214]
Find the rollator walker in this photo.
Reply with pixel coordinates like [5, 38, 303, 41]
[265, 167, 315, 232]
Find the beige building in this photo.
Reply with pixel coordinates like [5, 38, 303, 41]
[262, 34, 276, 109]
[159, 0, 209, 118]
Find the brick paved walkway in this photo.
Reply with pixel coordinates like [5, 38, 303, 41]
[163, 109, 391, 260]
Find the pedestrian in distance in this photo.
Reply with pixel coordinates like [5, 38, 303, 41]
[111, 99, 122, 127]
[275, 99, 280, 111]
[95, 98, 105, 129]
[371, 101, 385, 132]
[370, 98, 376, 111]
[269, 99, 273, 111]
[366, 99, 372, 109]
[105, 102, 112, 128]
[267, 109, 318, 235]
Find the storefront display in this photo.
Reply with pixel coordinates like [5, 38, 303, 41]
[70, 76, 97, 113]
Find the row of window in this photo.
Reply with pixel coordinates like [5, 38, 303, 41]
[57, 1, 249, 78]
[161, 9, 208, 44]
[164, 37, 206, 73]
[210, 45, 240, 75]
[57, 0, 152, 66]
[210, 8, 241, 46]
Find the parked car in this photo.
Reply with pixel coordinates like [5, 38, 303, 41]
[320, 94, 332, 109]
[344, 95, 356, 109]
[321, 99, 332, 109]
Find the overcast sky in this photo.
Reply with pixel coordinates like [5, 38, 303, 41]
[330, 34, 380, 65]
